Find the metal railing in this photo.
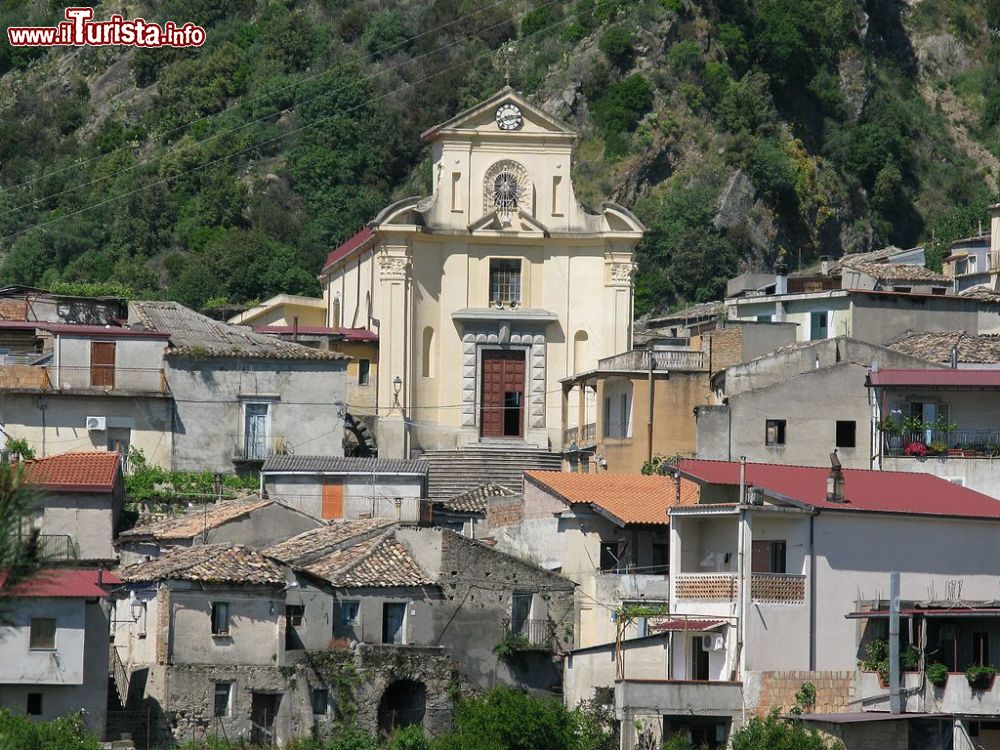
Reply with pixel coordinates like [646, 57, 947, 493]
[564, 422, 597, 446]
[599, 563, 669, 576]
[49, 365, 166, 394]
[110, 646, 129, 708]
[231, 434, 290, 461]
[503, 617, 554, 648]
[883, 429, 1000, 457]
[598, 349, 705, 372]
[10, 533, 77, 560]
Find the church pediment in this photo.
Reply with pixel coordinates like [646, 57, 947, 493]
[421, 86, 575, 142]
[467, 208, 548, 237]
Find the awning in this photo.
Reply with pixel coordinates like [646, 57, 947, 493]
[650, 618, 726, 632]
[846, 608, 1000, 619]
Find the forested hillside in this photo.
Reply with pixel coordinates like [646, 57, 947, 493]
[2, 0, 999, 315]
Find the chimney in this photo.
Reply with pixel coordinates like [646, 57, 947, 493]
[292, 316, 299, 342]
[827, 449, 845, 503]
[332, 295, 342, 329]
[950, 344, 959, 369]
[820, 255, 830, 276]
[775, 262, 789, 295]
[990, 204, 1000, 260]
[97, 568, 104, 587]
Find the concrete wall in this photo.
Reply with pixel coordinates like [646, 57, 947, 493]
[264, 474, 425, 520]
[883, 455, 1000, 499]
[203, 503, 322, 549]
[0, 392, 173, 468]
[331, 586, 432, 646]
[563, 634, 670, 707]
[53, 334, 166, 374]
[0, 600, 108, 729]
[285, 578, 335, 651]
[165, 583, 285, 666]
[36, 490, 117, 560]
[167, 357, 347, 474]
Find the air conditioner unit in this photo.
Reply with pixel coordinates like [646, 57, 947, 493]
[86, 416, 107, 432]
[701, 633, 724, 652]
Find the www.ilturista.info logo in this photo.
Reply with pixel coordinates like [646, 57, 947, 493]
[7, 7, 205, 48]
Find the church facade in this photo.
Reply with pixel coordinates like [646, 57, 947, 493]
[320, 88, 644, 457]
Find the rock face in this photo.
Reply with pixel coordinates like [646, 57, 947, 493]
[915, 33, 970, 80]
[838, 48, 870, 121]
[714, 169, 757, 232]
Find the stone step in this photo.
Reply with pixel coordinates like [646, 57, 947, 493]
[420, 446, 562, 500]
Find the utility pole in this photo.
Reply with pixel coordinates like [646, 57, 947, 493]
[889, 571, 901, 714]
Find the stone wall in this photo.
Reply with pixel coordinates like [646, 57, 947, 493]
[749, 670, 856, 716]
[486, 494, 524, 529]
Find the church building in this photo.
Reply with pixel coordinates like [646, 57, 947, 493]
[320, 88, 644, 458]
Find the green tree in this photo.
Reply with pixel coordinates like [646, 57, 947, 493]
[435, 687, 578, 750]
[0, 462, 43, 611]
[731, 712, 843, 750]
[598, 26, 634, 70]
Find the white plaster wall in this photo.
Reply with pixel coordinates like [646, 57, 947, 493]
[0, 598, 85, 684]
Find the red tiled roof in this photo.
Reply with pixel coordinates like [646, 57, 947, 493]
[23, 452, 121, 492]
[651, 618, 725, 632]
[867, 368, 1000, 387]
[254, 325, 378, 342]
[677, 459, 1000, 520]
[2, 568, 122, 598]
[524, 471, 699, 526]
[322, 228, 375, 271]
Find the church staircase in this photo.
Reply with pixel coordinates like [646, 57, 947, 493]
[419, 444, 562, 501]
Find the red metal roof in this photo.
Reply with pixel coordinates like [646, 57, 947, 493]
[0, 320, 170, 338]
[2, 568, 122, 598]
[322, 228, 375, 271]
[846, 607, 1000, 619]
[677, 458, 1000, 520]
[254, 325, 378, 342]
[23, 452, 121, 493]
[651, 618, 725, 632]
[867, 368, 1000, 387]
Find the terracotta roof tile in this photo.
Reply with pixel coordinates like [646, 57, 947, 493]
[524, 471, 698, 525]
[22, 452, 120, 492]
[119, 543, 286, 585]
[840, 257, 949, 284]
[888, 331, 1000, 364]
[264, 519, 394, 564]
[118, 497, 272, 541]
[441, 482, 518, 514]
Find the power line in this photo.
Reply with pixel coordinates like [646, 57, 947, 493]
[0, 0, 522, 198]
[0, 0, 571, 230]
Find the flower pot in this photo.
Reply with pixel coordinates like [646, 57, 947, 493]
[967, 673, 997, 691]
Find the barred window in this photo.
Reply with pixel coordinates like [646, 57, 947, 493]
[493, 170, 520, 217]
[490, 259, 521, 305]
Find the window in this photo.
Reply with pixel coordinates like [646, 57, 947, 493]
[285, 605, 304, 627]
[931, 287, 947, 295]
[489, 259, 521, 305]
[341, 601, 360, 625]
[511, 592, 532, 634]
[382, 603, 405, 645]
[211, 602, 230, 637]
[973, 632, 990, 665]
[969, 256, 978, 271]
[26, 693, 42, 716]
[242, 403, 269, 461]
[493, 168, 521, 217]
[756, 314, 772, 323]
[652, 536, 669, 573]
[358, 359, 371, 386]
[836, 420, 856, 448]
[765, 419, 786, 446]
[893, 286, 911, 293]
[603, 397, 612, 438]
[213, 682, 232, 717]
[312, 688, 329, 716]
[29, 618, 56, 650]
[691, 637, 710, 680]
[751, 540, 786, 574]
[809, 311, 828, 340]
[599, 541, 623, 573]
[619, 394, 629, 438]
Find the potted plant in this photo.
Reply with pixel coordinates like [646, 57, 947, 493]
[926, 662, 949, 688]
[929, 440, 949, 456]
[965, 664, 997, 690]
[904, 442, 928, 457]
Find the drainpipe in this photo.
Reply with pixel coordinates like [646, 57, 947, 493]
[646, 347, 655, 464]
[889, 571, 901, 714]
[808, 513, 816, 670]
[736, 457, 747, 679]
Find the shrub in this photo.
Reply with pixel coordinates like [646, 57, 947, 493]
[903, 442, 928, 457]
[926, 662, 949, 687]
[591, 74, 654, 156]
[731, 712, 843, 750]
[598, 26, 634, 70]
[5, 437, 35, 460]
[928, 440, 948, 455]
[966, 664, 998, 687]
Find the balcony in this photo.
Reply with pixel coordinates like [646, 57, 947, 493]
[231, 434, 290, 462]
[1, 364, 167, 394]
[859, 670, 1000, 716]
[883, 429, 1000, 458]
[598, 349, 705, 372]
[8, 533, 77, 561]
[673, 573, 806, 603]
[616, 679, 743, 715]
[674, 573, 737, 601]
[564, 422, 597, 446]
[502, 618, 555, 650]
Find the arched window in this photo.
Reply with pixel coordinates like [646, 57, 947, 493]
[484, 161, 531, 219]
[573, 330, 589, 374]
[493, 170, 520, 216]
[422, 326, 435, 378]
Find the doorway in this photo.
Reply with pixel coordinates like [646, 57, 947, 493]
[250, 692, 280, 745]
[382, 603, 405, 644]
[480, 350, 525, 438]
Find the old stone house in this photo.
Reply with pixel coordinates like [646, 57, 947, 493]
[0, 568, 120, 731]
[116, 496, 322, 566]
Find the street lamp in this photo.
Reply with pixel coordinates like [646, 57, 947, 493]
[393, 376, 403, 407]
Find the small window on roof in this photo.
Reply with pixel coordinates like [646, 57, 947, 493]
[765, 419, 786, 446]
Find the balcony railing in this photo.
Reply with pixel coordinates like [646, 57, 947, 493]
[502, 618, 554, 649]
[598, 349, 706, 372]
[343, 496, 433, 525]
[49, 365, 166, 394]
[564, 422, 597, 446]
[9, 533, 77, 560]
[674, 573, 737, 601]
[751, 573, 806, 603]
[883, 429, 1000, 457]
[232, 434, 290, 461]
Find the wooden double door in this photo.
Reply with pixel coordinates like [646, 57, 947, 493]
[480, 350, 525, 438]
